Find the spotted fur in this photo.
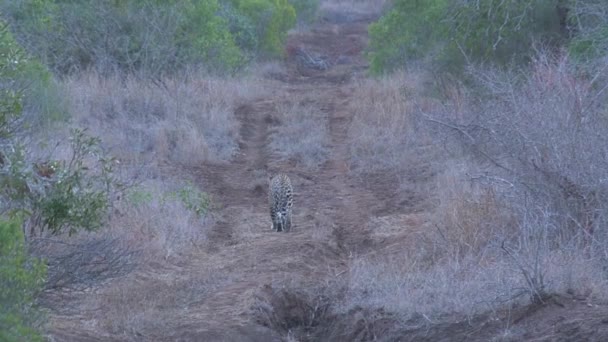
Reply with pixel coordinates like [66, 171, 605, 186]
[269, 173, 293, 232]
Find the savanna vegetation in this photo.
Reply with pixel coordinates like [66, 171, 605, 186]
[1, 0, 607, 340]
[344, 0, 608, 332]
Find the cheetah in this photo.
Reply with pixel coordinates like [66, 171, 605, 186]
[269, 173, 293, 232]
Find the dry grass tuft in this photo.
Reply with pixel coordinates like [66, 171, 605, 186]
[88, 263, 232, 338]
[341, 252, 524, 321]
[348, 71, 426, 174]
[109, 179, 211, 260]
[432, 162, 517, 258]
[339, 55, 608, 323]
[63, 71, 268, 166]
[270, 100, 330, 170]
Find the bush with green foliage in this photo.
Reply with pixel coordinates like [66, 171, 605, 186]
[219, 1, 260, 59]
[1, 0, 245, 74]
[0, 19, 65, 125]
[368, 0, 569, 73]
[445, 0, 565, 67]
[165, 182, 212, 217]
[288, 0, 319, 25]
[566, 0, 608, 63]
[1, 128, 122, 237]
[0, 20, 122, 237]
[127, 182, 211, 218]
[178, 0, 245, 71]
[229, 0, 296, 57]
[1, 0, 297, 74]
[368, 0, 448, 74]
[0, 217, 46, 342]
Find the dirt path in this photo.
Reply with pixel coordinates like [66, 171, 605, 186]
[171, 9, 384, 340]
[196, 12, 377, 249]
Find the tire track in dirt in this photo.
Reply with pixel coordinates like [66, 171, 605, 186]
[191, 99, 275, 248]
[182, 10, 382, 338]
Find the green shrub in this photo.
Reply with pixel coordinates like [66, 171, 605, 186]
[127, 188, 155, 207]
[0, 20, 65, 126]
[567, 0, 608, 63]
[0, 217, 47, 342]
[445, 0, 564, 68]
[368, 0, 448, 74]
[219, 1, 259, 58]
[0, 22, 122, 237]
[569, 27, 608, 62]
[178, 0, 245, 71]
[35, 129, 121, 236]
[2, 129, 123, 237]
[1, 0, 246, 74]
[126, 182, 211, 217]
[230, 0, 296, 57]
[2, 0, 297, 72]
[289, 0, 319, 25]
[368, 0, 568, 74]
[164, 182, 211, 217]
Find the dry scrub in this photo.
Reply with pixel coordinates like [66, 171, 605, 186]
[63, 71, 268, 166]
[46, 257, 234, 339]
[348, 71, 426, 174]
[336, 57, 608, 325]
[340, 161, 608, 323]
[109, 179, 212, 259]
[270, 100, 330, 169]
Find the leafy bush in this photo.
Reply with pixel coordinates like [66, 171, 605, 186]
[2, 133, 122, 237]
[1, 0, 245, 74]
[0, 217, 47, 342]
[367, 0, 448, 74]
[0, 20, 65, 126]
[1, 0, 299, 73]
[0, 21, 122, 237]
[288, 0, 319, 25]
[165, 182, 212, 217]
[127, 182, 211, 217]
[33, 129, 121, 236]
[178, 0, 245, 71]
[229, 0, 296, 57]
[445, 0, 565, 67]
[567, 0, 608, 63]
[219, 1, 260, 58]
[368, 0, 569, 73]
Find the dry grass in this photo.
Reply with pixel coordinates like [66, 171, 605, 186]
[348, 71, 427, 174]
[338, 162, 519, 319]
[59, 259, 234, 339]
[432, 161, 517, 257]
[270, 99, 330, 170]
[341, 253, 523, 320]
[63, 71, 268, 166]
[39, 176, 224, 338]
[250, 61, 290, 81]
[109, 179, 211, 260]
[334, 55, 608, 323]
[338, 150, 608, 323]
[341, 246, 608, 322]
